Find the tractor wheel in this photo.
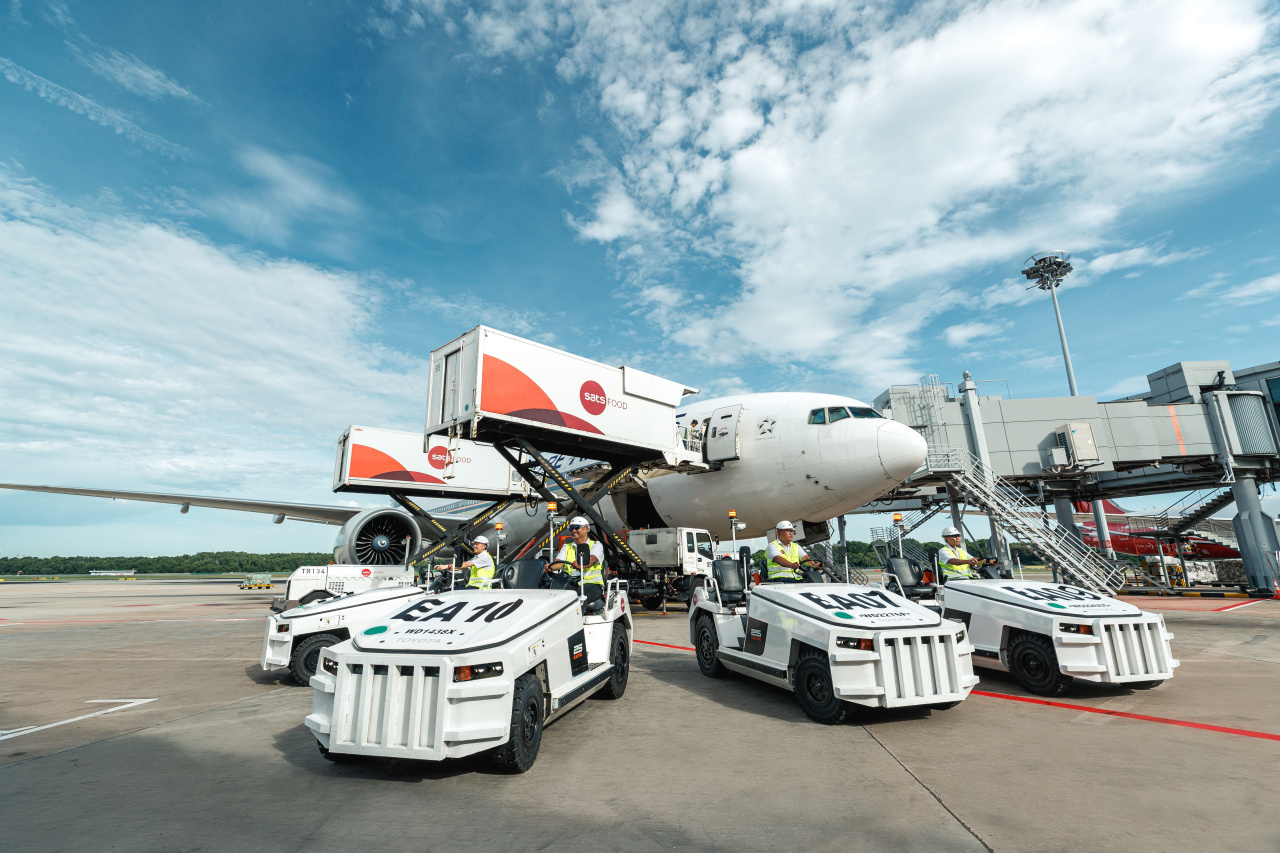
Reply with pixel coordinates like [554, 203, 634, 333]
[597, 621, 630, 699]
[290, 633, 341, 685]
[695, 614, 729, 678]
[492, 673, 543, 773]
[793, 650, 849, 725]
[1008, 633, 1072, 697]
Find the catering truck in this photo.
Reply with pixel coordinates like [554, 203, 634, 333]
[625, 526, 724, 609]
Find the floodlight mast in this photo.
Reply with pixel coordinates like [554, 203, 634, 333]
[1021, 251, 1078, 396]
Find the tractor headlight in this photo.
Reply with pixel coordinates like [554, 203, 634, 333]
[1059, 623, 1093, 635]
[836, 637, 874, 651]
[275, 622, 290, 633]
[453, 662, 504, 682]
[321, 655, 339, 676]
[955, 630, 965, 642]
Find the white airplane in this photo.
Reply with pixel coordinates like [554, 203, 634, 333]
[1, 392, 926, 563]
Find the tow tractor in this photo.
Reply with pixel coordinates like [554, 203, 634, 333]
[305, 561, 632, 772]
[936, 578, 1178, 696]
[690, 559, 978, 723]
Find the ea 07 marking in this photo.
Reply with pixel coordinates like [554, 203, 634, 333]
[392, 598, 525, 623]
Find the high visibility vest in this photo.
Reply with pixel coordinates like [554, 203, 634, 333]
[466, 553, 495, 588]
[939, 545, 976, 579]
[563, 541, 604, 586]
[767, 542, 804, 580]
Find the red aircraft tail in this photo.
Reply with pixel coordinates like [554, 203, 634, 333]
[1073, 499, 1128, 515]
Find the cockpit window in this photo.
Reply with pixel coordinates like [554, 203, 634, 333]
[828, 406, 851, 422]
[808, 408, 826, 425]
[848, 407, 883, 419]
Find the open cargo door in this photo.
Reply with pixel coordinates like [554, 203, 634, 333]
[706, 404, 743, 463]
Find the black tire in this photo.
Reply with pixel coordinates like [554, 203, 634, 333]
[290, 633, 341, 685]
[493, 673, 543, 773]
[1007, 633, 1072, 697]
[1130, 680, 1164, 690]
[597, 621, 630, 699]
[299, 589, 334, 605]
[317, 741, 359, 764]
[793, 650, 849, 724]
[640, 594, 665, 611]
[694, 614, 728, 678]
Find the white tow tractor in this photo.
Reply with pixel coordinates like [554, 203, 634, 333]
[305, 560, 632, 772]
[270, 563, 416, 613]
[690, 560, 978, 723]
[936, 579, 1178, 696]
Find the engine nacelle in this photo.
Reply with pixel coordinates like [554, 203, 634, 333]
[333, 508, 423, 566]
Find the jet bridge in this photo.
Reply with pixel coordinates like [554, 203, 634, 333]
[871, 360, 1280, 595]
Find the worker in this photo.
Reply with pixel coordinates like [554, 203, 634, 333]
[765, 520, 820, 583]
[938, 527, 983, 581]
[548, 516, 606, 607]
[457, 536, 496, 589]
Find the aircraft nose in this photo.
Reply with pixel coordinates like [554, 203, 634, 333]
[876, 420, 928, 483]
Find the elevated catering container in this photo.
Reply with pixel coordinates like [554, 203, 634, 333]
[426, 326, 699, 464]
[333, 426, 528, 500]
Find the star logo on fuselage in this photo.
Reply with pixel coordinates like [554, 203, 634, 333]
[757, 417, 775, 435]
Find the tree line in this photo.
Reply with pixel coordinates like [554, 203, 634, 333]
[0, 552, 332, 575]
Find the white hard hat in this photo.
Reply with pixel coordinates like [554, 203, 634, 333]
[775, 520, 795, 531]
[568, 516, 590, 527]
[941, 527, 961, 538]
[473, 535, 489, 545]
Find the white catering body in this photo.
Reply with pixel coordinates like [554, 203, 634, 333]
[305, 583, 632, 769]
[690, 578, 978, 719]
[333, 425, 528, 499]
[937, 580, 1178, 690]
[425, 325, 699, 463]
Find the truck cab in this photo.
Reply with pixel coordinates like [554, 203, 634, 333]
[625, 527, 719, 609]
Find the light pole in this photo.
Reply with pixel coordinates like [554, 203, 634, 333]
[1020, 251, 1115, 560]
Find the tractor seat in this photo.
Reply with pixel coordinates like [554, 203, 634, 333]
[501, 559, 545, 590]
[712, 558, 747, 606]
[887, 557, 936, 601]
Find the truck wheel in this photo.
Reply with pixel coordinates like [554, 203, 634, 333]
[794, 650, 849, 724]
[317, 741, 359, 764]
[640, 595, 665, 611]
[290, 633, 341, 685]
[1130, 680, 1164, 690]
[695, 614, 728, 678]
[1008, 633, 1072, 697]
[299, 590, 334, 605]
[598, 622, 630, 699]
[493, 673, 543, 773]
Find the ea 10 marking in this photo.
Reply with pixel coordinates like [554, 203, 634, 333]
[392, 598, 525, 623]
[800, 590, 903, 611]
[1003, 585, 1102, 603]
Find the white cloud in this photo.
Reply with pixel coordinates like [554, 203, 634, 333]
[0, 57, 189, 159]
[396, 0, 1280, 390]
[0, 169, 425, 503]
[943, 321, 1003, 348]
[72, 46, 204, 103]
[205, 147, 362, 249]
[1216, 273, 1280, 304]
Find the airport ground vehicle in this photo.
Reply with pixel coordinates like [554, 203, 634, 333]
[690, 560, 977, 723]
[625, 526, 722, 609]
[269, 563, 416, 613]
[305, 560, 632, 772]
[239, 573, 274, 589]
[936, 579, 1178, 696]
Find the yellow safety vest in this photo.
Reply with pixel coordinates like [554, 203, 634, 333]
[767, 542, 804, 580]
[939, 545, 976, 579]
[466, 553, 495, 588]
[563, 541, 604, 586]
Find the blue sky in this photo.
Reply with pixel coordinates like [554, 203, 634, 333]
[2, 0, 1279, 558]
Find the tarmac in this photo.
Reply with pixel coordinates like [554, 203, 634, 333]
[2, 578, 1279, 852]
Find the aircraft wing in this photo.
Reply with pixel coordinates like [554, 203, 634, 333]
[0, 483, 366, 526]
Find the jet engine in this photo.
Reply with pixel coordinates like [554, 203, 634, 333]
[332, 508, 423, 566]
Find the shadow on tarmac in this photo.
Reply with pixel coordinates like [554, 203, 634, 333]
[272, 722, 513, 781]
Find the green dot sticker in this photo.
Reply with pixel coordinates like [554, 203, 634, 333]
[835, 612, 853, 619]
[363, 625, 388, 635]
[1047, 603, 1066, 609]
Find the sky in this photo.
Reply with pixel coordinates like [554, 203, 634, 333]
[2, 0, 1279, 558]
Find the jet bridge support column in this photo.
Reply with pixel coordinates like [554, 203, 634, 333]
[1231, 475, 1280, 593]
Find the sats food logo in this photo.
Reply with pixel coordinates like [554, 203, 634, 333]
[427, 446, 471, 469]
[580, 380, 626, 415]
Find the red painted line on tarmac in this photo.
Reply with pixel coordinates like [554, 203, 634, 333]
[972, 690, 1280, 742]
[634, 639, 696, 651]
[1214, 599, 1264, 612]
[636, 638, 1280, 743]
